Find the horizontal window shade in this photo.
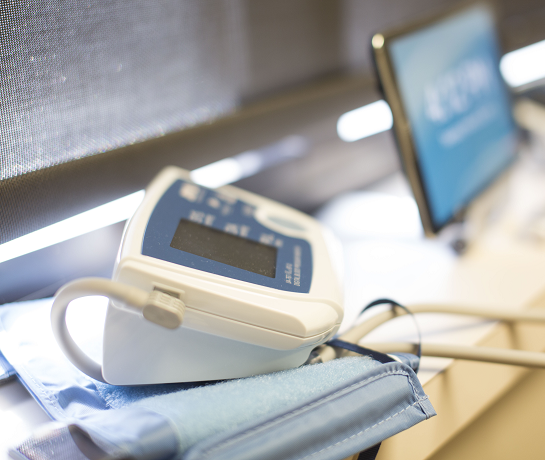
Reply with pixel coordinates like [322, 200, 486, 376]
[1, 0, 543, 247]
[0, 0, 355, 183]
[2, 0, 538, 182]
[0, 0, 238, 181]
[2, 0, 470, 183]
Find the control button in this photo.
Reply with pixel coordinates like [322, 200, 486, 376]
[267, 215, 306, 231]
[179, 183, 200, 202]
[207, 197, 221, 209]
[242, 205, 255, 217]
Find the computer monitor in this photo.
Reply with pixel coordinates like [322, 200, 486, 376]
[372, 3, 518, 235]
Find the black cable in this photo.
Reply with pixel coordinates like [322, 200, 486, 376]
[328, 298, 423, 372]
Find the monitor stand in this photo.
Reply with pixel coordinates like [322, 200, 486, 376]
[437, 166, 512, 255]
[436, 218, 467, 255]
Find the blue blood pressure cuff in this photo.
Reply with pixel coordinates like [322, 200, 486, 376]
[0, 350, 15, 383]
[0, 299, 435, 460]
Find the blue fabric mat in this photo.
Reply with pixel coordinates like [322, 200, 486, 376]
[0, 298, 435, 460]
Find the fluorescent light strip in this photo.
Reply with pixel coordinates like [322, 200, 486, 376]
[0, 190, 145, 264]
[500, 39, 545, 88]
[190, 157, 252, 188]
[337, 100, 393, 142]
[190, 135, 309, 188]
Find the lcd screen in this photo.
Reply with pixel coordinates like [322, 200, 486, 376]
[389, 5, 517, 229]
[170, 218, 277, 278]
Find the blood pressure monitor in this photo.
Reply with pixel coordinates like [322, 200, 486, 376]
[51, 167, 343, 385]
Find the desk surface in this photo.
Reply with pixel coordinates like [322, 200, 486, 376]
[2, 156, 545, 459]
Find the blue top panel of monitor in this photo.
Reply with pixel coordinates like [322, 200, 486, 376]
[389, 5, 517, 229]
[142, 180, 312, 293]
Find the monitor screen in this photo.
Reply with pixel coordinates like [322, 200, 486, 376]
[388, 5, 517, 230]
[170, 218, 277, 278]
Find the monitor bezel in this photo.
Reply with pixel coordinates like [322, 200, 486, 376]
[372, 1, 517, 236]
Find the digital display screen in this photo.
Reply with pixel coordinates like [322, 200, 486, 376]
[170, 218, 277, 278]
[389, 6, 517, 229]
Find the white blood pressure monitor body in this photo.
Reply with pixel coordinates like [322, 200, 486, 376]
[87, 167, 342, 385]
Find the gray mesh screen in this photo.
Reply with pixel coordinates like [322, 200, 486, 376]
[0, 0, 239, 180]
[238, 0, 344, 101]
[0, 0, 351, 182]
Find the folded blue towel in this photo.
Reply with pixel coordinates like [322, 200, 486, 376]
[0, 298, 435, 460]
[99, 356, 384, 453]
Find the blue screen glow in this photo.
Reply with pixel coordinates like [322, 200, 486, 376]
[390, 5, 517, 229]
